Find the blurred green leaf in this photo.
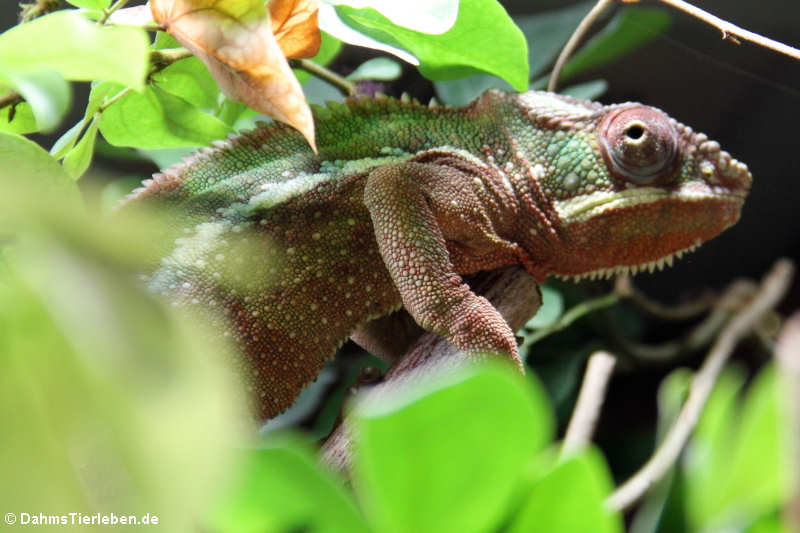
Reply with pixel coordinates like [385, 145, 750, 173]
[336, 0, 529, 90]
[0, 132, 78, 206]
[347, 57, 402, 81]
[0, 10, 149, 90]
[0, 68, 70, 132]
[525, 284, 564, 329]
[353, 363, 553, 533]
[66, 0, 111, 8]
[0, 102, 37, 134]
[684, 365, 792, 531]
[98, 83, 232, 149]
[558, 8, 671, 83]
[63, 117, 99, 179]
[508, 449, 622, 533]
[210, 441, 370, 533]
[0, 188, 249, 530]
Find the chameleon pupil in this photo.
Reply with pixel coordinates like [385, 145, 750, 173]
[625, 124, 645, 140]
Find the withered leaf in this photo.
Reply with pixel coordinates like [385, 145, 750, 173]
[150, 0, 318, 151]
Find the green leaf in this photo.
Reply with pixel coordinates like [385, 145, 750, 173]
[152, 57, 220, 110]
[336, 0, 529, 90]
[525, 284, 564, 329]
[0, 68, 70, 132]
[347, 57, 402, 81]
[66, 0, 111, 8]
[0, 102, 37, 134]
[0, 210, 248, 531]
[0, 132, 77, 202]
[330, 0, 458, 34]
[508, 449, 622, 533]
[63, 117, 99, 179]
[559, 8, 672, 83]
[353, 363, 553, 533]
[0, 10, 149, 90]
[210, 441, 371, 533]
[50, 119, 85, 159]
[98, 84, 232, 149]
[684, 365, 792, 531]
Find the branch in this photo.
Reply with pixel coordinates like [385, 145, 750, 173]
[321, 267, 542, 472]
[606, 259, 795, 512]
[519, 291, 620, 350]
[560, 351, 617, 458]
[289, 59, 357, 97]
[646, 0, 800, 61]
[548, 0, 614, 92]
[549, 0, 800, 93]
[98, 0, 129, 25]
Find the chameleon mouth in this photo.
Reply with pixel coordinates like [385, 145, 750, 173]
[553, 240, 703, 282]
[553, 186, 746, 223]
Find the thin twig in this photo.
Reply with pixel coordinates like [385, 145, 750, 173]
[98, 0, 129, 25]
[606, 259, 795, 512]
[649, 0, 800, 61]
[0, 92, 24, 113]
[615, 280, 757, 363]
[150, 48, 194, 69]
[560, 351, 617, 458]
[97, 87, 132, 113]
[520, 292, 620, 350]
[289, 58, 357, 97]
[548, 0, 615, 92]
[615, 275, 716, 321]
[18, 0, 61, 23]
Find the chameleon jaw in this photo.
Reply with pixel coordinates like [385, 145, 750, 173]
[552, 240, 703, 282]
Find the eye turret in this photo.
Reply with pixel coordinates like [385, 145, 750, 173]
[599, 105, 679, 185]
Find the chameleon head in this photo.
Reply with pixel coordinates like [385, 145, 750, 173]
[517, 94, 752, 280]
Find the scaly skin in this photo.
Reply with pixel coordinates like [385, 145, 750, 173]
[125, 90, 751, 420]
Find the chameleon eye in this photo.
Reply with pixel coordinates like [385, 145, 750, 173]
[599, 106, 679, 185]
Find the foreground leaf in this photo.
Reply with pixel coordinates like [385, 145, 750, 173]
[0, 186, 249, 531]
[353, 363, 553, 533]
[0, 68, 70, 132]
[0, 10, 149, 89]
[210, 441, 370, 533]
[508, 450, 622, 533]
[150, 0, 318, 150]
[683, 365, 793, 531]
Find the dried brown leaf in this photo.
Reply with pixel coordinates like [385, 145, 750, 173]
[269, 0, 321, 59]
[150, 0, 316, 151]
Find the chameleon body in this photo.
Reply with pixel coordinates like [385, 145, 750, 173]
[126, 90, 751, 420]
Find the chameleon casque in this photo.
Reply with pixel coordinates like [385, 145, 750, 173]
[124, 90, 751, 420]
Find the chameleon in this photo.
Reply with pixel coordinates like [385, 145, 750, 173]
[124, 89, 751, 420]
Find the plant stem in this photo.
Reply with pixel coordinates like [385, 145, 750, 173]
[290, 59, 357, 97]
[520, 292, 620, 350]
[560, 351, 617, 458]
[98, 0, 129, 24]
[548, 0, 615, 92]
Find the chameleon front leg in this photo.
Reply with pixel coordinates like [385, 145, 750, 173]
[364, 162, 523, 370]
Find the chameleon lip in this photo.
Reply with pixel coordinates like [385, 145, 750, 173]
[553, 240, 704, 282]
[553, 186, 746, 223]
